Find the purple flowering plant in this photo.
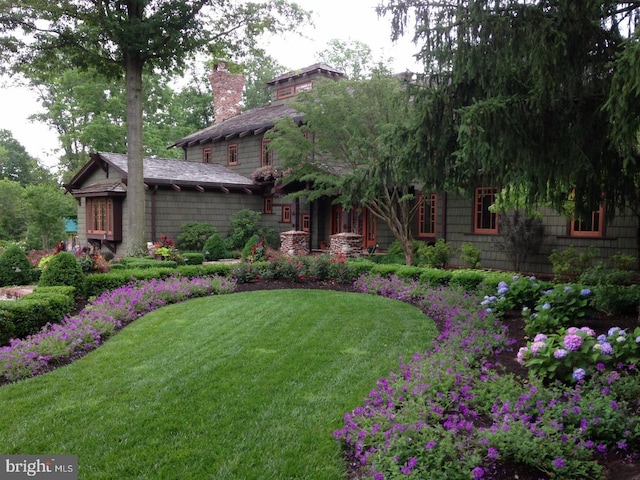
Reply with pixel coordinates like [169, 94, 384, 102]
[0, 275, 236, 382]
[339, 274, 640, 479]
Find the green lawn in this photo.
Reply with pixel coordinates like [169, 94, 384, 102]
[0, 289, 437, 479]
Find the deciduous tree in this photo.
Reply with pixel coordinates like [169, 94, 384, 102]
[268, 73, 420, 265]
[0, 0, 309, 255]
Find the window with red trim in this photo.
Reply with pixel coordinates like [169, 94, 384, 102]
[474, 187, 498, 234]
[203, 147, 212, 164]
[302, 214, 310, 232]
[264, 197, 273, 214]
[282, 204, 291, 223]
[227, 144, 238, 165]
[417, 193, 437, 237]
[261, 139, 273, 167]
[570, 204, 605, 237]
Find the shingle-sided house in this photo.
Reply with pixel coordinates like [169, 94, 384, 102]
[65, 62, 639, 274]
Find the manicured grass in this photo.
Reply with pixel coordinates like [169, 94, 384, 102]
[0, 289, 436, 479]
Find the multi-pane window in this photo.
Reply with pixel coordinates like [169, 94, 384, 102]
[227, 144, 238, 165]
[203, 147, 212, 164]
[264, 197, 273, 214]
[417, 193, 437, 237]
[474, 187, 498, 234]
[261, 139, 273, 167]
[570, 204, 605, 237]
[301, 214, 310, 232]
[282, 204, 291, 223]
[87, 198, 113, 235]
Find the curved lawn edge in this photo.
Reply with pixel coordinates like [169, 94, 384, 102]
[0, 275, 237, 384]
[0, 289, 437, 479]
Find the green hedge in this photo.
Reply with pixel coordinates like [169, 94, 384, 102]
[0, 309, 15, 346]
[181, 253, 204, 265]
[112, 258, 178, 270]
[84, 264, 236, 298]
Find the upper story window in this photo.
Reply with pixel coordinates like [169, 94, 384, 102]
[228, 144, 238, 166]
[277, 86, 294, 100]
[261, 138, 273, 167]
[474, 187, 498, 234]
[295, 82, 313, 93]
[570, 204, 605, 237]
[203, 147, 212, 164]
[417, 193, 437, 237]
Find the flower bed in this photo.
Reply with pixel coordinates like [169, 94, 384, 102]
[0, 275, 236, 382]
[339, 273, 640, 479]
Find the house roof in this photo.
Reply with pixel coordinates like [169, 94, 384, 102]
[65, 152, 255, 195]
[266, 63, 346, 85]
[169, 103, 303, 149]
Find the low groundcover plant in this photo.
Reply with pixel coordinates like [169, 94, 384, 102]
[0, 274, 236, 382]
[339, 273, 640, 479]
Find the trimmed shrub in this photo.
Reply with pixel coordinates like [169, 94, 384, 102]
[113, 258, 177, 270]
[241, 235, 264, 262]
[203, 233, 229, 261]
[449, 271, 485, 290]
[0, 244, 33, 287]
[460, 242, 481, 269]
[0, 309, 15, 346]
[181, 252, 204, 265]
[84, 267, 176, 297]
[418, 268, 452, 286]
[177, 263, 233, 278]
[592, 284, 640, 316]
[176, 222, 217, 252]
[0, 298, 63, 340]
[38, 252, 86, 296]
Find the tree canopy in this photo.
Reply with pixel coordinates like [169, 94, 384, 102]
[268, 73, 420, 265]
[379, 0, 640, 218]
[0, 129, 52, 186]
[0, 0, 310, 255]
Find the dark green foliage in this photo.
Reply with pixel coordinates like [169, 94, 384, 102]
[0, 298, 63, 340]
[420, 238, 453, 269]
[0, 244, 33, 287]
[38, 252, 85, 296]
[549, 246, 599, 282]
[181, 252, 204, 265]
[230, 262, 262, 283]
[592, 284, 640, 316]
[83, 268, 176, 297]
[0, 308, 14, 346]
[203, 233, 229, 261]
[177, 263, 233, 278]
[226, 210, 266, 251]
[241, 235, 264, 262]
[383, 1, 640, 221]
[418, 269, 452, 286]
[579, 263, 638, 286]
[113, 258, 177, 270]
[460, 242, 482, 269]
[176, 222, 217, 252]
[449, 272, 485, 291]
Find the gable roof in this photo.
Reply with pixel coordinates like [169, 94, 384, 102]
[65, 152, 255, 195]
[169, 103, 303, 149]
[266, 63, 346, 85]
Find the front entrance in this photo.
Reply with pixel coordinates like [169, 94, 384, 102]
[330, 206, 377, 248]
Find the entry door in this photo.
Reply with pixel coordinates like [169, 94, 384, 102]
[330, 206, 377, 248]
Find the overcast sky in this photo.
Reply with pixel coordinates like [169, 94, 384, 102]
[0, 0, 419, 169]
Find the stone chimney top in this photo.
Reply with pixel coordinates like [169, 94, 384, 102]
[209, 62, 245, 124]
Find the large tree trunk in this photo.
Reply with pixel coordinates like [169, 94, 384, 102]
[125, 54, 146, 256]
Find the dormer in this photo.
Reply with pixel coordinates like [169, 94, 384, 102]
[266, 63, 346, 106]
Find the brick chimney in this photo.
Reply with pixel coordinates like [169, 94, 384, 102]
[208, 61, 245, 124]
